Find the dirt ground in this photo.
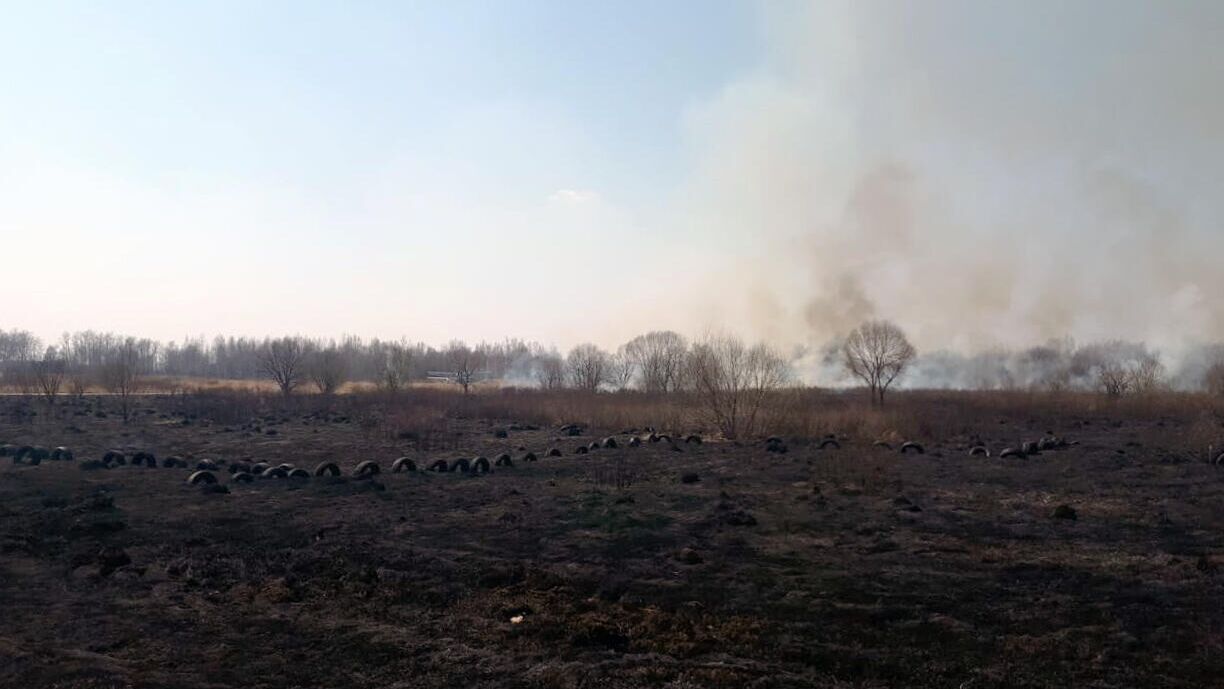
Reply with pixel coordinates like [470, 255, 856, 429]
[1, 395, 1222, 688]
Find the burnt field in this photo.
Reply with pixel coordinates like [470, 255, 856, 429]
[1, 391, 1223, 688]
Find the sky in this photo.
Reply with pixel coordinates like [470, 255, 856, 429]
[3, 1, 1223, 362]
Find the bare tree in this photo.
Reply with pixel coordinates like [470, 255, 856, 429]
[623, 330, 687, 392]
[1205, 361, 1224, 396]
[310, 346, 348, 395]
[533, 352, 566, 390]
[606, 351, 634, 391]
[101, 338, 142, 423]
[380, 342, 414, 394]
[1128, 353, 1166, 394]
[842, 320, 916, 405]
[446, 342, 485, 395]
[688, 333, 789, 439]
[566, 343, 609, 391]
[259, 337, 307, 396]
[31, 353, 66, 407]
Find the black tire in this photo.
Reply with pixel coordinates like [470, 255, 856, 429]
[494, 454, 513, 467]
[471, 457, 491, 473]
[684, 435, 702, 445]
[232, 472, 254, 483]
[314, 461, 340, 477]
[353, 460, 381, 477]
[819, 438, 841, 450]
[969, 446, 990, 457]
[522, 452, 537, 462]
[261, 466, 288, 479]
[187, 470, 217, 485]
[449, 458, 471, 473]
[427, 459, 448, 472]
[546, 447, 562, 457]
[287, 468, 310, 480]
[628, 437, 642, 447]
[602, 437, 618, 449]
[999, 448, 1026, 459]
[574, 446, 588, 455]
[391, 457, 417, 473]
[900, 442, 924, 455]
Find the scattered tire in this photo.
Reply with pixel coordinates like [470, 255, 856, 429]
[999, 448, 1026, 459]
[391, 457, 417, 473]
[628, 437, 642, 447]
[968, 446, 991, 457]
[427, 459, 449, 472]
[494, 454, 514, 467]
[449, 458, 471, 473]
[1051, 504, 1077, 520]
[353, 460, 381, 477]
[163, 456, 182, 468]
[900, 442, 925, 455]
[196, 459, 219, 471]
[765, 438, 788, 454]
[820, 438, 841, 450]
[648, 433, 661, 443]
[276, 463, 295, 472]
[51, 447, 74, 461]
[1021, 441, 1041, 455]
[680, 472, 700, 484]
[685, 435, 702, 445]
[231, 472, 254, 484]
[574, 445, 588, 455]
[522, 451, 537, 462]
[27, 455, 41, 466]
[102, 450, 125, 466]
[261, 466, 288, 479]
[546, 447, 562, 457]
[494, 429, 508, 438]
[250, 462, 270, 475]
[873, 441, 893, 450]
[657, 434, 672, 443]
[314, 461, 340, 477]
[472, 457, 491, 473]
[587, 441, 600, 451]
[187, 470, 217, 485]
[287, 468, 311, 480]
[132, 452, 155, 467]
[602, 437, 618, 449]
[0, 444, 13, 457]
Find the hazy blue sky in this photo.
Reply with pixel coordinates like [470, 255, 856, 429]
[3, 1, 1223, 357]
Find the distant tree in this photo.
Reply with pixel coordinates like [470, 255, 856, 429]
[446, 342, 485, 395]
[31, 352, 66, 407]
[606, 350, 635, 391]
[259, 337, 307, 396]
[688, 333, 789, 439]
[623, 331, 687, 392]
[309, 346, 348, 395]
[1205, 361, 1224, 396]
[1128, 353, 1166, 394]
[566, 343, 609, 392]
[842, 320, 916, 405]
[533, 352, 566, 390]
[101, 338, 142, 423]
[380, 342, 414, 394]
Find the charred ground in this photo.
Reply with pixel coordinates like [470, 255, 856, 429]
[1, 392, 1222, 688]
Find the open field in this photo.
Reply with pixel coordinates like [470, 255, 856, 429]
[2, 390, 1223, 688]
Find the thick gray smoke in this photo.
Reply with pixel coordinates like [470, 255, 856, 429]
[676, 1, 1224, 385]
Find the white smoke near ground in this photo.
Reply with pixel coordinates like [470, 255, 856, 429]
[674, 1, 1224, 387]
